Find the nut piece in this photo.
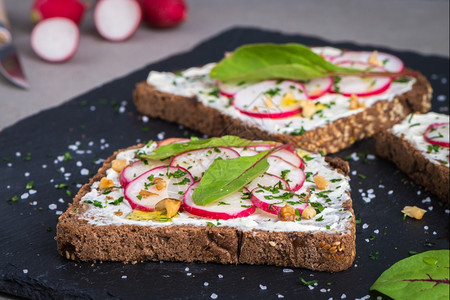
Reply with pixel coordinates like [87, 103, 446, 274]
[155, 198, 182, 218]
[368, 50, 383, 67]
[401, 206, 427, 220]
[301, 206, 317, 220]
[349, 94, 365, 110]
[313, 175, 330, 190]
[300, 100, 317, 118]
[112, 159, 128, 173]
[99, 177, 114, 190]
[139, 189, 158, 198]
[153, 177, 167, 191]
[278, 204, 296, 221]
[264, 95, 275, 108]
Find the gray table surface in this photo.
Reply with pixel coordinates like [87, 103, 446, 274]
[0, 0, 448, 131]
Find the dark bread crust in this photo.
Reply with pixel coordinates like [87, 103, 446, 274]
[375, 130, 449, 203]
[132, 68, 432, 154]
[56, 145, 355, 272]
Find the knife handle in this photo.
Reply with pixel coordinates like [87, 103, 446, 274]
[0, 0, 10, 29]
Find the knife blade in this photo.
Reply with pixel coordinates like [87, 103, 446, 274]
[0, 0, 29, 89]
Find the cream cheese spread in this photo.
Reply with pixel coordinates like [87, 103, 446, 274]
[78, 142, 353, 234]
[146, 47, 415, 136]
[391, 112, 449, 166]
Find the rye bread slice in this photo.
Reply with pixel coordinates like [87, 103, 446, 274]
[132, 68, 432, 154]
[375, 114, 449, 203]
[56, 144, 356, 272]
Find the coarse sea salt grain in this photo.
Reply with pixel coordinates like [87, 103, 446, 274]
[320, 288, 327, 293]
[424, 226, 429, 230]
[76, 161, 82, 167]
[56, 211, 63, 215]
[7, 163, 12, 167]
[374, 229, 379, 234]
[185, 267, 189, 271]
[210, 293, 218, 299]
[23, 269, 28, 274]
[48, 204, 57, 210]
[187, 273, 192, 276]
[283, 268, 294, 273]
[362, 223, 369, 229]
[428, 206, 433, 211]
[15, 152, 21, 157]
[80, 169, 89, 176]
[278, 294, 284, 298]
[204, 282, 209, 287]
[351, 170, 357, 176]
[157, 132, 166, 140]
[142, 115, 149, 123]
[58, 198, 64, 203]
[259, 284, 267, 290]
[437, 95, 446, 102]
[121, 275, 127, 279]
[21, 193, 29, 200]
[218, 274, 223, 279]
[118, 106, 126, 114]
[388, 190, 393, 195]
[445, 209, 450, 214]
[422, 197, 432, 203]
[365, 239, 369, 243]
[341, 294, 347, 299]
[24, 172, 30, 177]
[42, 164, 47, 169]
[433, 231, 437, 235]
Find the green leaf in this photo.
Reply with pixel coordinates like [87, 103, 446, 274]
[370, 250, 449, 300]
[143, 135, 271, 160]
[210, 43, 357, 83]
[192, 145, 287, 205]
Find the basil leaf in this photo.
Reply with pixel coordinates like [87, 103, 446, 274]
[370, 250, 449, 299]
[210, 43, 357, 82]
[192, 146, 286, 205]
[143, 135, 271, 160]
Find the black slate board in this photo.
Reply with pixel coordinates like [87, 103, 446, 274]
[0, 27, 449, 300]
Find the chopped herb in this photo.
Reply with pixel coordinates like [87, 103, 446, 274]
[141, 127, 150, 133]
[333, 76, 342, 93]
[319, 150, 325, 157]
[280, 169, 290, 180]
[427, 144, 440, 153]
[393, 77, 411, 83]
[136, 195, 143, 200]
[408, 113, 414, 123]
[26, 181, 34, 189]
[167, 169, 188, 179]
[408, 251, 418, 256]
[207, 86, 220, 98]
[23, 152, 32, 161]
[218, 201, 230, 206]
[300, 278, 317, 286]
[63, 152, 73, 161]
[358, 174, 367, 179]
[369, 251, 379, 260]
[109, 197, 124, 206]
[241, 205, 252, 208]
[325, 225, 331, 229]
[66, 190, 72, 197]
[206, 221, 215, 227]
[369, 235, 376, 241]
[56, 183, 68, 189]
[315, 215, 324, 222]
[330, 178, 342, 183]
[409, 123, 420, 128]
[355, 217, 362, 225]
[214, 147, 221, 153]
[295, 209, 301, 221]
[173, 177, 191, 185]
[102, 186, 122, 195]
[302, 155, 314, 161]
[264, 87, 281, 97]
[291, 126, 306, 136]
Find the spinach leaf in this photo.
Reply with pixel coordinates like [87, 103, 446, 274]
[143, 135, 271, 160]
[210, 43, 357, 82]
[370, 250, 449, 299]
[192, 145, 287, 205]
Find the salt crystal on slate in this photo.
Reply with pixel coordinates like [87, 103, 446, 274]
[259, 284, 267, 290]
[218, 274, 223, 279]
[21, 193, 29, 200]
[210, 293, 218, 299]
[23, 269, 28, 274]
[81, 169, 89, 176]
[204, 282, 209, 287]
[49, 204, 57, 210]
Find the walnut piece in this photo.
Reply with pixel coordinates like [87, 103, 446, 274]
[401, 206, 427, 220]
[153, 177, 167, 191]
[278, 205, 296, 221]
[111, 159, 128, 173]
[99, 177, 114, 190]
[368, 50, 383, 67]
[301, 206, 317, 220]
[155, 198, 181, 218]
[349, 94, 365, 110]
[139, 189, 158, 198]
[313, 175, 330, 190]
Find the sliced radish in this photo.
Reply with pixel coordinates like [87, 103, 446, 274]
[183, 183, 255, 220]
[247, 145, 304, 169]
[267, 156, 305, 191]
[333, 51, 404, 73]
[30, 17, 79, 62]
[232, 147, 258, 157]
[310, 46, 343, 61]
[157, 138, 190, 147]
[303, 77, 333, 100]
[245, 173, 289, 192]
[331, 61, 392, 97]
[233, 80, 308, 119]
[170, 147, 239, 179]
[119, 159, 168, 187]
[217, 81, 252, 98]
[250, 186, 308, 215]
[124, 166, 193, 211]
[423, 123, 450, 148]
[94, 0, 142, 42]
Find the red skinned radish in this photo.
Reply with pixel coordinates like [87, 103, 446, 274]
[183, 183, 255, 220]
[233, 80, 308, 119]
[333, 51, 404, 73]
[266, 156, 305, 191]
[94, 0, 142, 42]
[245, 173, 289, 192]
[124, 165, 193, 211]
[423, 123, 449, 148]
[30, 17, 79, 62]
[119, 159, 168, 187]
[304, 77, 333, 100]
[331, 61, 392, 97]
[31, 0, 88, 25]
[138, 0, 187, 28]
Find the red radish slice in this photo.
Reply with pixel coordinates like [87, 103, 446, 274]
[423, 123, 450, 148]
[247, 144, 276, 152]
[250, 186, 308, 215]
[30, 17, 79, 62]
[245, 173, 289, 192]
[246, 145, 304, 169]
[304, 77, 333, 100]
[267, 156, 305, 191]
[232, 147, 258, 157]
[158, 138, 190, 147]
[183, 183, 255, 220]
[94, 0, 142, 42]
[217, 81, 252, 98]
[170, 147, 239, 179]
[119, 159, 168, 187]
[333, 51, 404, 73]
[233, 80, 308, 119]
[310, 46, 343, 61]
[331, 61, 392, 97]
[124, 166, 193, 211]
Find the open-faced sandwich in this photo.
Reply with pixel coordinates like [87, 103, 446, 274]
[56, 136, 355, 272]
[375, 112, 449, 202]
[133, 44, 432, 154]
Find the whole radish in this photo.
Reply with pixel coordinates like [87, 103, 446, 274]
[31, 0, 88, 26]
[138, 0, 187, 28]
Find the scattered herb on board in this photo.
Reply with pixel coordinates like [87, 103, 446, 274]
[300, 278, 317, 286]
[144, 135, 272, 160]
[210, 43, 361, 83]
[192, 145, 290, 205]
[370, 250, 449, 299]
